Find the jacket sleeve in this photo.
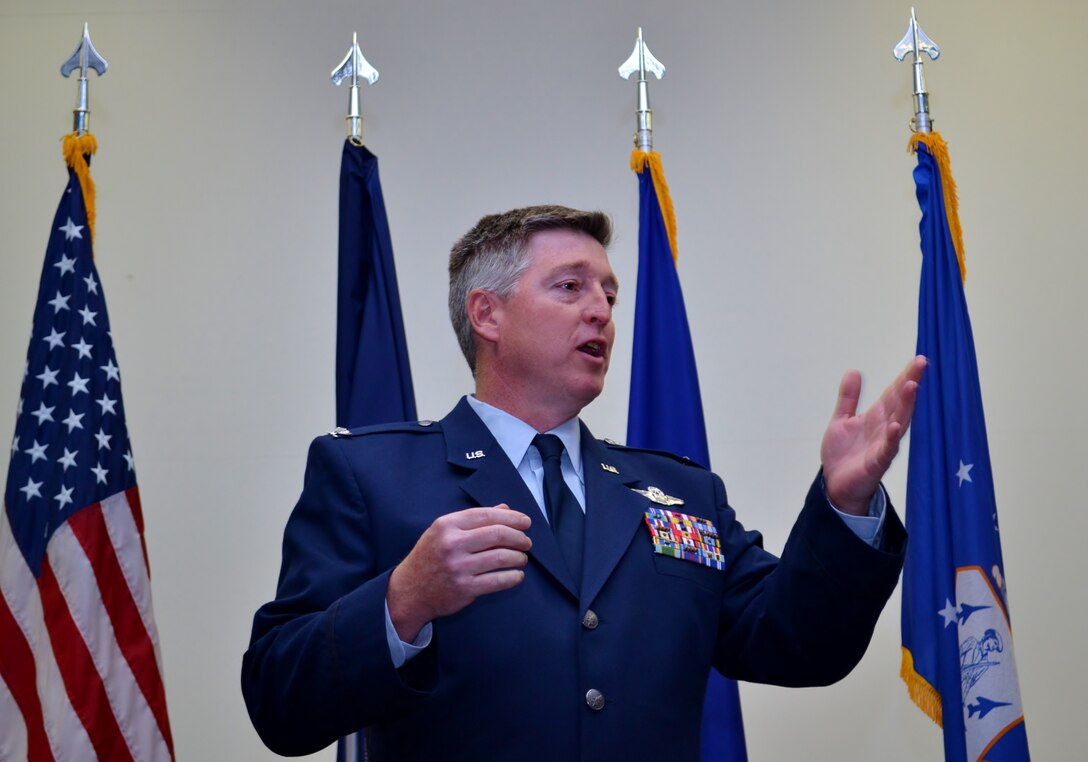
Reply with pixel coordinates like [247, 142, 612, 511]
[240, 436, 435, 756]
[712, 470, 907, 686]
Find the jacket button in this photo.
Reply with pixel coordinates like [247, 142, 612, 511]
[582, 610, 599, 629]
[585, 689, 606, 711]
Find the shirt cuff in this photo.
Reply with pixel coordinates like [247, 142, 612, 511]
[827, 485, 887, 547]
[384, 599, 433, 668]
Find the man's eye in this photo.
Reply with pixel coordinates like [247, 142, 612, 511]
[559, 281, 578, 291]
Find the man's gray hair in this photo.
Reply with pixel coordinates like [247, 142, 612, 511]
[448, 205, 612, 374]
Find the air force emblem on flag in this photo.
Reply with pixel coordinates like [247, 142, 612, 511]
[953, 567, 1025, 760]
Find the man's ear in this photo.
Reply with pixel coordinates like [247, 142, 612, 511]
[467, 288, 502, 344]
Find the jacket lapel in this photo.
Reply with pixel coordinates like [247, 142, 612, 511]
[579, 427, 651, 605]
[441, 398, 578, 598]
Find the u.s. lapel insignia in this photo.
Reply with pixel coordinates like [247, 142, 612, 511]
[631, 485, 684, 506]
[465, 450, 486, 460]
[601, 463, 619, 474]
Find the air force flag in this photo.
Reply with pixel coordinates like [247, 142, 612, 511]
[901, 132, 1030, 761]
[627, 149, 748, 762]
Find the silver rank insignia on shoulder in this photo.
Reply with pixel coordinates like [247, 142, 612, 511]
[601, 463, 619, 474]
[631, 486, 684, 506]
[329, 427, 352, 438]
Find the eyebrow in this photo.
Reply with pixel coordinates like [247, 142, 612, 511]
[546, 261, 620, 292]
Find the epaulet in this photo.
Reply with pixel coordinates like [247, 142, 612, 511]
[599, 438, 707, 469]
[325, 419, 440, 438]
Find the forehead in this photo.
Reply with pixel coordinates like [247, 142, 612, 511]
[523, 228, 617, 283]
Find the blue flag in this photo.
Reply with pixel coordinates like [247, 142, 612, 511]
[628, 150, 748, 761]
[334, 141, 416, 762]
[901, 133, 1030, 761]
[335, 141, 416, 429]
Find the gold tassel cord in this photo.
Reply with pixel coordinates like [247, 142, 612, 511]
[908, 131, 966, 282]
[630, 149, 679, 264]
[900, 647, 944, 727]
[62, 132, 98, 250]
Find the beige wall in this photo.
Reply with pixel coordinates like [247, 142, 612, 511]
[1, 0, 1082, 758]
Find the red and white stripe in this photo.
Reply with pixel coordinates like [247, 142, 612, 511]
[0, 487, 173, 761]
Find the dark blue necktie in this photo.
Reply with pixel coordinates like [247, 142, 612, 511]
[532, 434, 585, 587]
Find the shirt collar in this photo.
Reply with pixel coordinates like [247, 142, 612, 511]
[465, 395, 583, 477]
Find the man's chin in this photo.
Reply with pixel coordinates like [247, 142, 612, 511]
[574, 375, 607, 408]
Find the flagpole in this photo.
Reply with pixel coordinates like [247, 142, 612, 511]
[618, 27, 665, 152]
[331, 32, 380, 146]
[620, 28, 748, 762]
[893, 7, 939, 134]
[60, 23, 108, 136]
[893, 9, 965, 283]
[329, 35, 415, 762]
[897, 12, 1031, 760]
[2, 26, 176, 759]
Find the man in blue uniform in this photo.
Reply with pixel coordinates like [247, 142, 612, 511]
[242, 205, 926, 759]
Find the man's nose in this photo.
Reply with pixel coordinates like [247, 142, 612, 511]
[583, 287, 613, 324]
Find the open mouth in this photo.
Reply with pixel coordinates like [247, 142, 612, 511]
[579, 341, 605, 358]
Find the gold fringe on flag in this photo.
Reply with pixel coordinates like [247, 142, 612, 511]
[62, 132, 98, 249]
[900, 646, 944, 727]
[630, 149, 679, 264]
[908, 131, 966, 282]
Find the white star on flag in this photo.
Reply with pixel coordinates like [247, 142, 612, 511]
[90, 462, 109, 484]
[54, 252, 77, 273]
[101, 358, 120, 381]
[78, 306, 98, 326]
[938, 598, 958, 628]
[62, 410, 85, 433]
[58, 217, 83, 240]
[956, 460, 974, 487]
[26, 440, 48, 463]
[67, 373, 90, 396]
[19, 477, 43, 500]
[43, 328, 66, 349]
[73, 338, 94, 359]
[96, 394, 118, 416]
[31, 403, 55, 425]
[54, 485, 74, 509]
[48, 291, 71, 312]
[58, 448, 78, 471]
[36, 366, 59, 388]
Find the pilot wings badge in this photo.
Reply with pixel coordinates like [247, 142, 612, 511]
[631, 486, 684, 506]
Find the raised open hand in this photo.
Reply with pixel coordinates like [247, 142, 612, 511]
[820, 356, 927, 515]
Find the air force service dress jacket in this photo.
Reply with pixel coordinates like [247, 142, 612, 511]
[242, 397, 907, 760]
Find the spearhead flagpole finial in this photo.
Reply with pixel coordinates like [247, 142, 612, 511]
[893, 7, 940, 134]
[618, 27, 665, 152]
[331, 33, 380, 146]
[60, 23, 108, 135]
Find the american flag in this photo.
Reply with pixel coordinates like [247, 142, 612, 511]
[0, 139, 173, 761]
